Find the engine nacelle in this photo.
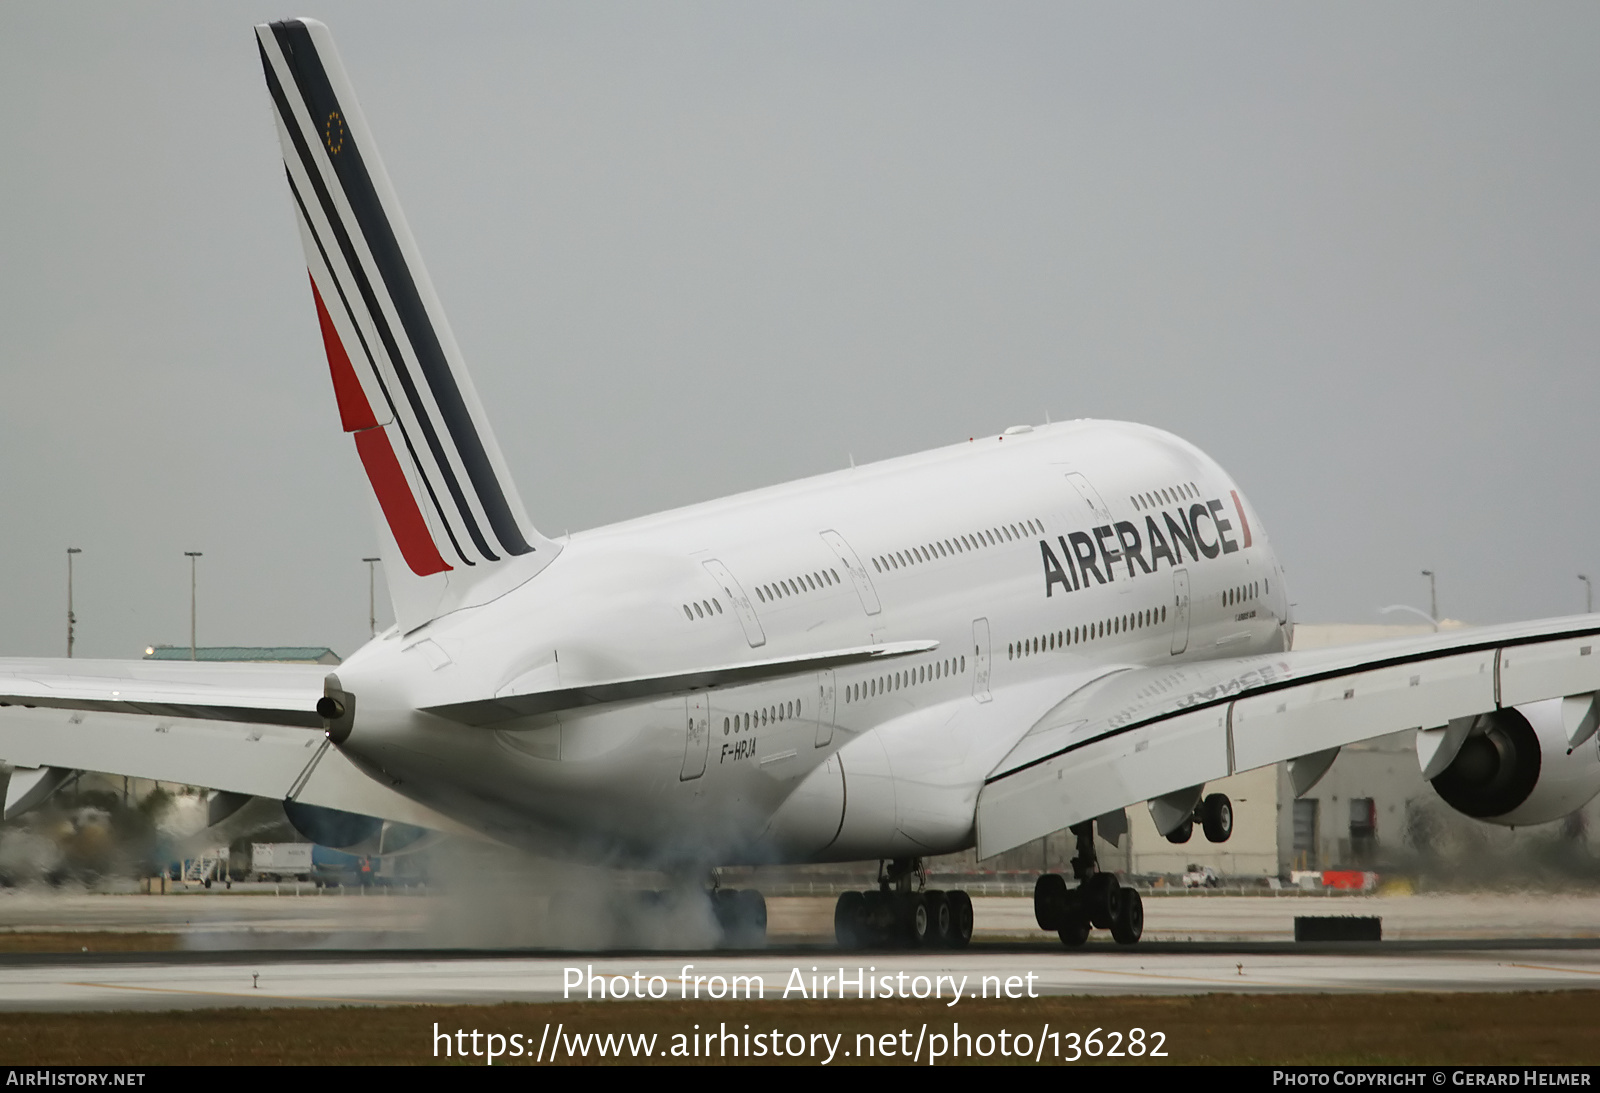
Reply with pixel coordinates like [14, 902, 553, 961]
[1428, 699, 1600, 826]
[281, 799, 432, 855]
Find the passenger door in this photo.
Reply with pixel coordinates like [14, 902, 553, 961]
[820, 530, 881, 616]
[972, 618, 993, 703]
[813, 670, 838, 748]
[703, 559, 766, 648]
[680, 694, 709, 780]
[1170, 568, 1191, 656]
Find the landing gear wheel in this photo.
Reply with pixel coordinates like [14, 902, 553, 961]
[835, 891, 867, 949]
[737, 889, 767, 947]
[926, 891, 954, 948]
[1034, 873, 1070, 931]
[1110, 887, 1143, 945]
[1201, 793, 1233, 843]
[1165, 818, 1194, 844]
[1058, 917, 1091, 947]
[907, 893, 935, 948]
[946, 890, 973, 949]
[1083, 872, 1122, 930]
[861, 890, 891, 947]
[714, 888, 767, 948]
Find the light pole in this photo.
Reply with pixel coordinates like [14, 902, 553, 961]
[1421, 570, 1437, 627]
[363, 557, 381, 638]
[66, 548, 81, 657]
[1582, 575, 1593, 614]
[184, 552, 203, 660]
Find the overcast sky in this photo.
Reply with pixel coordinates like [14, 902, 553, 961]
[2, 2, 1598, 659]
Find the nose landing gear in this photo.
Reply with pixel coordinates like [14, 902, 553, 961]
[1034, 821, 1144, 947]
[834, 858, 974, 950]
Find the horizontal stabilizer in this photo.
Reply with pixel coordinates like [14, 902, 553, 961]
[0, 704, 475, 837]
[0, 659, 324, 729]
[428, 640, 940, 726]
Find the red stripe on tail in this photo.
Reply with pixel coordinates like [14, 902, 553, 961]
[310, 275, 378, 432]
[312, 273, 449, 576]
[354, 428, 452, 576]
[1230, 490, 1254, 548]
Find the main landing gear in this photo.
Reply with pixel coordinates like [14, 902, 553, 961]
[1034, 821, 1144, 947]
[835, 858, 974, 950]
[710, 886, 768, 948]
[1034, 793, 1232, 948]
[1162, 792, 1233, 845]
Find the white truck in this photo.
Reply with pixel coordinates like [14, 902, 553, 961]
[251, 842, 313, 881]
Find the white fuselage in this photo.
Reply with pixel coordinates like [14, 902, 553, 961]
[330, 420, 1291, 866]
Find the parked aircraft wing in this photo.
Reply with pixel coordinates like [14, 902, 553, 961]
[427, 639, 941, 726]
[975, 614, 1600, 857]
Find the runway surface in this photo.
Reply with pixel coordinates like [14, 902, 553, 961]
[2, 889, 1598, 946]
[1, 889, 1597, 1010]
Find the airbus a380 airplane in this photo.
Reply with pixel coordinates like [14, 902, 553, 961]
[4, 19, 1600, 949]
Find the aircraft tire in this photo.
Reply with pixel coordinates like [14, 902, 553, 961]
[1202, 793, 1233, 843]
[925, 890, 953, 948]
[1058, 917, 1091, 947]
[1084, 873, 1122, 930]
[907, 892, 935, 948]
[1111, 887, 1143, 945]
[1034, 873, 1070, 930]
[946, 890, 974, 949]
[834, 890, 867, 949]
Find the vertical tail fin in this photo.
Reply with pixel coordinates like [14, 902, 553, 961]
[255, 19, 559, 631]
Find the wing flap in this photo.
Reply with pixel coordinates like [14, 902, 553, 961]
[1230, 649, 1495, 773]
[1499, 635, 1600, 706]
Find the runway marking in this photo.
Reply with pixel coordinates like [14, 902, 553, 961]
[1065, 964, 1338, 991]
[1503, 962, 1600, 978]
[1059, 960, 1509, 995]
[66, 981, 390, 1005]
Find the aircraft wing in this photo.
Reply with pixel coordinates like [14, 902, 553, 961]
[0, 659, 471, 834]
[975, 614, 1600, 857]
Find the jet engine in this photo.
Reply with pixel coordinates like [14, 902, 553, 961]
[1422, 698, 1600, 826]
[281, 799, 432, 855]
